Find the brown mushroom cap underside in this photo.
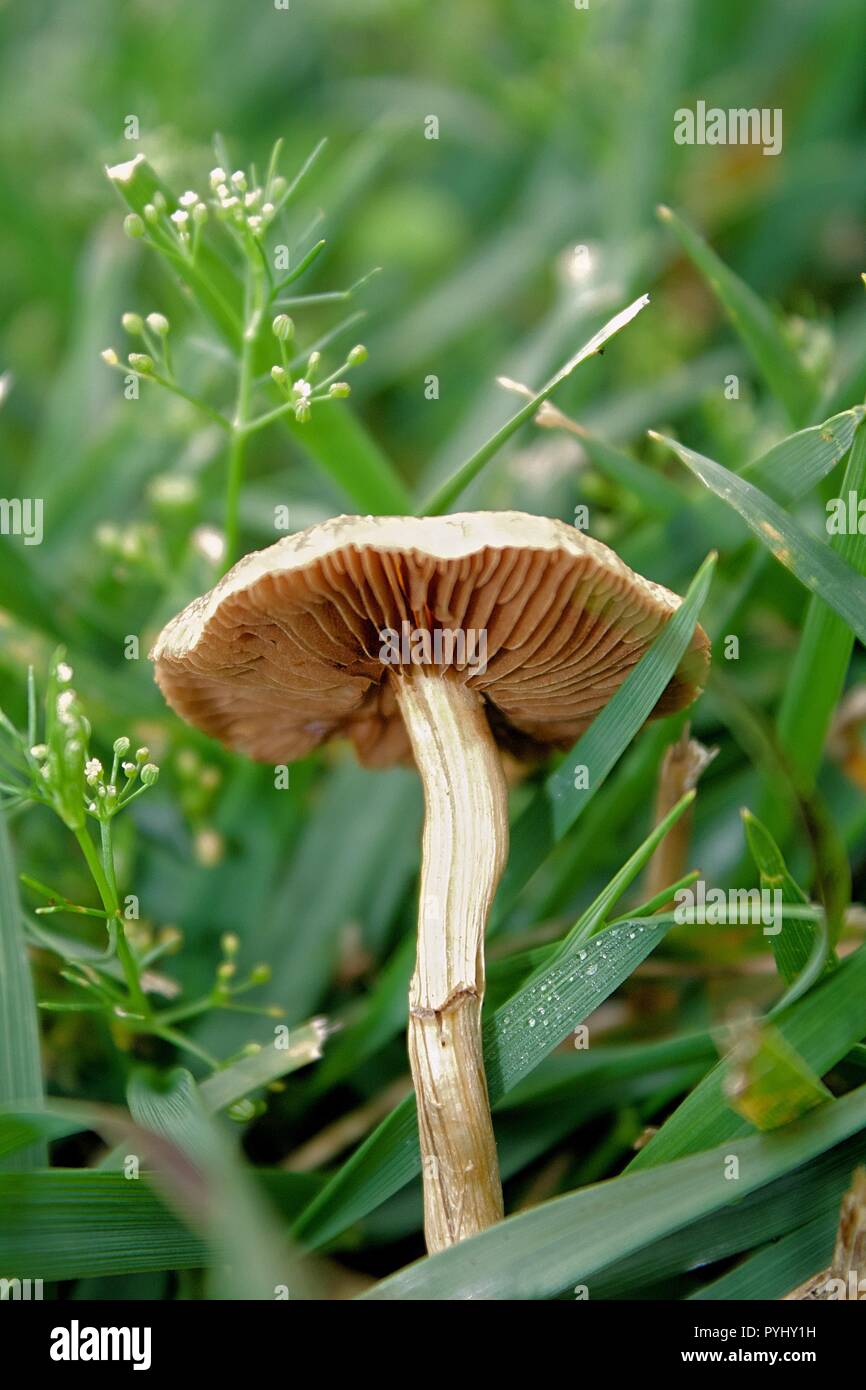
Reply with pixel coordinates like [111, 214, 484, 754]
[151, 511, 710, 769]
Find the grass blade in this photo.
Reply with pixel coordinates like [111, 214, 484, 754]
[422, 294, 651, 514]
[657, 204, 817, 425]
[199, 1017, 328, 1113]
[294, 913, 673, 1249]
[360, 1083, 866, 1299]
[0, 815, 45, 1171]
[652, 430, 866, 644]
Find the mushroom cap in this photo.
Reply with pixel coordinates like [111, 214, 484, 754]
[151, 511, 710, 768]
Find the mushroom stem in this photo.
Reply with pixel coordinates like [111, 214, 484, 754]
[392, 671, 507, 1252]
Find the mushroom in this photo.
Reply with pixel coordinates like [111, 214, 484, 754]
[151, 511, 710, 1251]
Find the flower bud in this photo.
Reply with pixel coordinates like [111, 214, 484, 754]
[140, 763, 160, 786]
[209, 166, 226, 188]
[347, 344, 368, 365]
[270, 365, 287, 387]
[192, 202, 208, 225]
[128, 353, 154, 373]
[143, 203, 158, 223]
[146, 312, 170, 336]
[231, 169, 247, 191]
[227, 1099, 257, 1123]
[121, 312, 144, 336]
[113, 736, 131, 756]
[101, 348, 119, 366]
[329, 381, 351, 398]
[123, 213, 145, 239]
[271, 314, 294, 342]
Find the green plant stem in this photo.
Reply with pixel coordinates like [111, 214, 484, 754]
[72, 826, 148, 1017]
[224, 257, 266, 568]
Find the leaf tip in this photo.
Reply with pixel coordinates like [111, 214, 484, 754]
[105, 153, 147, 184]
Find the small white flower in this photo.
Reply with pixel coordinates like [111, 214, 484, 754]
[30, 744, 48, 759]
[101, 348, 119, 366]
[244, 190, 261, 209]
[292, 379, 312, 400]
[192, 525, 226, 565]
[231, 169, 247, 191]
[209, 167, 226, 188]
[57, 691, 75, 717]
[85, 758, 103, 785]
[179, 190, 199, 207]
[261, 202, 275, 220]
[171, 209, 189, 227]
[56, 662, 74, 683]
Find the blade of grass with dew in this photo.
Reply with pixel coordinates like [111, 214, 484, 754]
[293, 911, 674, 1249]
[657, 204, 818, 426]
[652, 431, 866, 644]
[628, 941, 866, 1171]
[0, 814, 45, 1171]
[422, 293, 652, 514]
[494, 550, 716, 923]
[360, 1082, 866, 1299]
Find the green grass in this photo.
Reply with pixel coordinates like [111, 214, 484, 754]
[1, 0, 866, 1301]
